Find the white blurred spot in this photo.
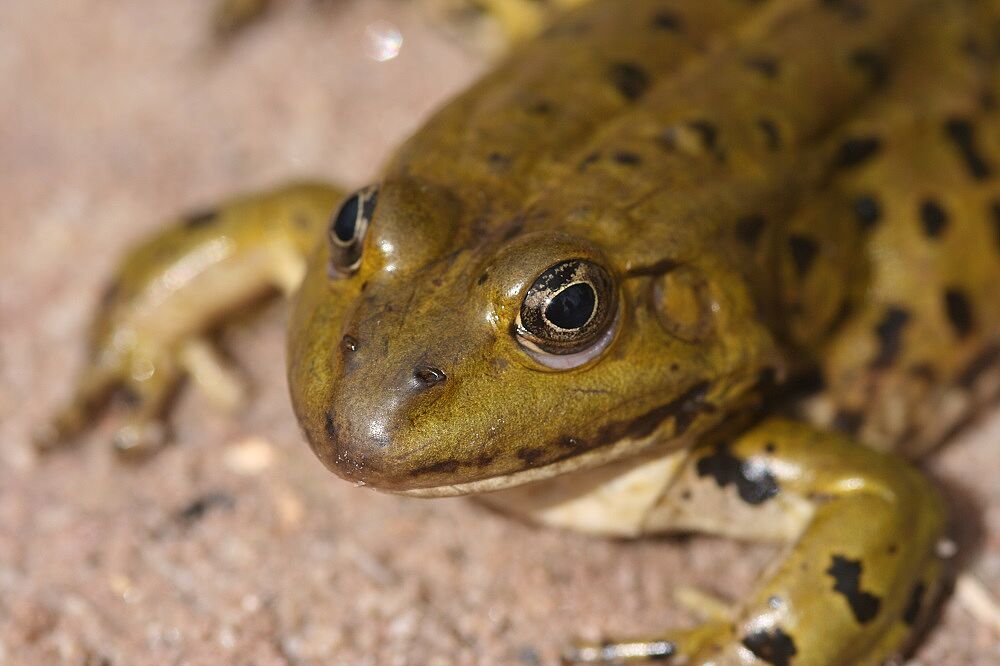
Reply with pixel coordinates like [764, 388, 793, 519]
[223, 436, 275, 475]
[365, 20, 403, 62]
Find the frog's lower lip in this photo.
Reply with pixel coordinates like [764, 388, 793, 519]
[383, 429, 691, 498]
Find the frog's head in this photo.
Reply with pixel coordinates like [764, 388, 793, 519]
[289, 177, 781, 496]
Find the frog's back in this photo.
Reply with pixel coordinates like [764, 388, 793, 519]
[375, 0, 1000, 461]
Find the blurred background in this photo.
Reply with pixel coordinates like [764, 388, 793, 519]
[1, 1, 999, 663]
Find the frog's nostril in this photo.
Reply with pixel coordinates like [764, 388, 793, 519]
[340, 334, 359, 353]
[414, 365, 447, 388]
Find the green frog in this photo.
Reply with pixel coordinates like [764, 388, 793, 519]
[38, 0, 1000, 663]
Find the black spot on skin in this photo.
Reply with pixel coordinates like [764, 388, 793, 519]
[852, 194, 882, 230]
[980, 89, 997, 112]
[871, 306, 911, 368]
[787, 367, 827, 396]
[827, 299, 854, 334]
[688, 120, 720, 156]
[959, 344, 1000, 388]
[832, 409, 864, 436]
[826, 554, 882, 624]
[475, 452, 495, 468]
[909, 363, 938, 383]
[526, 100, 553, 115]
[736, 214, 767, 247]
[613, 151, 642, 166]
[788, 235, 819, 277]
[920, 199, 949, 238]
[821, 0, 868, 21]
[651, 10, 682, 31]
[943, 288, 975, 338]
[477, 272, 489, 286]
[696, 442, 780, 505]
[903, 582, 926, 626]
[741, 627, 798, 666]
[962, 35, 988, 63]
[755, 367, 778, 393]
[175, 491, 235, 525]
[757, 117, 781, 151]
[608, 62, 651, 101]
[849, 48, 890, 88]
[411, 459, 461, 476]
[184, 209, 218, 229]
[578, 152, 601, 171]
[501, 223, 524, 242]
[487, 152, 511, 171]
[990, 201, 1000, 252]
[324, 410, 338, 442]
[945, 117, 993, 181]
[832, 136, 882, 170]
[745, 56, 780, 79]
[517, 447, 546, 464]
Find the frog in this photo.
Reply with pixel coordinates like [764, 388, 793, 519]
[37, 0, 1000, 663]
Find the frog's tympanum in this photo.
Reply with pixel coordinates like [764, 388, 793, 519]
[40, 0, 1000, 663]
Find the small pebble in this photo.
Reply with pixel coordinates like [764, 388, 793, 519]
[224, 437, 275, 475]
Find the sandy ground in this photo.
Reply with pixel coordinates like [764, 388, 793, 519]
[1, 1, 999, 664]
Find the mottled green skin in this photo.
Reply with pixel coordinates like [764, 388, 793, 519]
[291, 0, 1000, 488]
[46, 0, 1000, 663]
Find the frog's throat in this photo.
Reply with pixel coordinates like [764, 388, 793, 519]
[384, 429, 697, 498]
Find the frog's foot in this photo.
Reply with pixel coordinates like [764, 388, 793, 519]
[40, 339, 245, 461]
[107, 353, 182, 461]
[39, 181, 343, 460]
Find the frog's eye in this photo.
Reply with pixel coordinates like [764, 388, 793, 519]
[328, 185, 378, 276]
[515, 259, 619, 369]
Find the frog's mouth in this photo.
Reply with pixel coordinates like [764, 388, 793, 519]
[384, 427, 681, 498]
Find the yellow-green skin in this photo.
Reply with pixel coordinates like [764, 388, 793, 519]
[43, 0, 1000, 663]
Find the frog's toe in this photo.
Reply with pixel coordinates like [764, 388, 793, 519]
[563, 638, 678, 664]
[178, 338, 247, 413]
[35, 369, 117, 454]
[563, 623, 731, 664]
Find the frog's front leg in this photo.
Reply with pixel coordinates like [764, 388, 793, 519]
[36, 182, 344, 459]
[567, 418, 946, 665]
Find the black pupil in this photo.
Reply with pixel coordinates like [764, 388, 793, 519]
[545, 283, 596, 330]
[332, 194, 360, 243]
